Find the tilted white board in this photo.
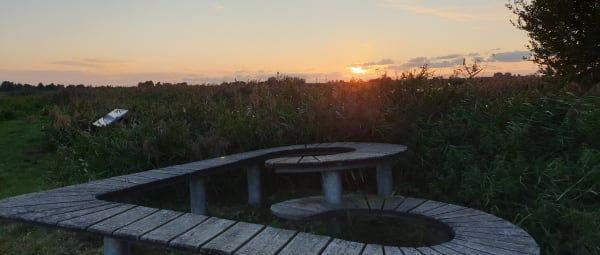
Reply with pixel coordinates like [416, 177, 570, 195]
[93, 109, 128, 127]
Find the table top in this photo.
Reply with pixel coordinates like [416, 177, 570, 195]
[265, 142, 407, 173]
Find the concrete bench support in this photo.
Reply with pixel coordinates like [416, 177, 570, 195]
[189, 176, 206, 215]
[321, 171, 342, 204]
[376, 162, 393, 196]
[246, 164, 262, 205]
[104, 237, 130, 255]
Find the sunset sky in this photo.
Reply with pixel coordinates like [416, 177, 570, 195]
[0, 0, 539, 86]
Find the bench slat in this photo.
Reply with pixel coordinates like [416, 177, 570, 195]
[36, 203, 122, 225]
[321, 238, 364, 255]
[361, 244, 384, 255]
[235, 226, 296, 255]
[417, 246, 443, 255]
[57, 204, 136, 229]
[383, 246, 404, 255]
[394, 197, 427, 212]
[88, 206, 159, 235]
[409, 200, 448, 214]
[113, 209, 183, 241]
[169, 217, 236, 251]
[429, 245, 464, 255]
[19, 201, 114, 221]
[451, 239, 525, 255]
[381, 196, 405, 211]
[278, 232, 331, 255]
[201, 222, 264, 254]
[140, 213, 208, 245]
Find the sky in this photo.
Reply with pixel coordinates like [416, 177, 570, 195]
[0, 0, 539, 86]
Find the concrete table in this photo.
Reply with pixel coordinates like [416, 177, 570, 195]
[265, 142, 407, 204]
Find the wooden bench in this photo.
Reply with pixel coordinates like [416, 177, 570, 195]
[271, 195, 540, 255]
[0, 142, 539, 255]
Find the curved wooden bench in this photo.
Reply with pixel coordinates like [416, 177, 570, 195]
[0, 142, 538, 255]
[271, 195, 540, 255]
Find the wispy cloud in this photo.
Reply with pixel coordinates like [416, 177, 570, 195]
[379, 0, 503, 21]
[212, 3, 224, 10]
[490, 51, 530, 62]
[392, 50, 531, 70]
[50, 60, 101, 68]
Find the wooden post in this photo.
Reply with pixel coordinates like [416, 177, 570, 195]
[321, 171, 342, 204]
[376, 162, 393, 197]
[246, 164, 262, 206]
[104, 237, 129, 255]
[190, 176, 206, 215]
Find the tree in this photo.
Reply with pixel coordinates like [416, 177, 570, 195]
[507, 0, 600, 83]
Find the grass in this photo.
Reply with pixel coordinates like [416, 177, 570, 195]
[1, 78, 599, 255]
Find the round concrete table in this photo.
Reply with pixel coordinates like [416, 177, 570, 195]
[265, 142, 407, 204]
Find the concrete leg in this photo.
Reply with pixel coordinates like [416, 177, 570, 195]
[321, 171, 342, 204]
[376, 162, 393, 197]
[104, 237, 129, 255]
[246, 164, 262, 206]
[190, 176, 206, 215]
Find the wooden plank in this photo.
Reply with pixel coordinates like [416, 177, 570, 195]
[278, 232, 331, 255]
[449, 220, 517, 228]
[394, 197, 427, 213]
[131, 170, 178, 180]
[88, 206, 159, 235]
[57, 204, 136, 230]
[429, 245, 466, 255]
[1, 200, 100, 219]
[457, 232, 538, 246]
[235, 226, 296, 255]
[141, 213, 209, 245]
[361, 244, 384, 255]
[201, 222, 264, 254]
[113, 209, 183, 241]
[366, 196, 385, 210]
[35, 203, 122, 225]
[409, 200, 448, 214]
[442, 242, 494, 255]
[453, 226, 531, 237]
[440, 213, 505, 223]
[169, 217, 235, 251]
[151, 167, 193, 175]
[110, 176, 155, 185]
[321, 238, 364, 255]
[86, 179, 137, 188]
[0, 194, 96, 208]
[398, 247, 422, 255]
[381, 196, 405, 211]
[421, 204, 466, 217]
[433, 208, 485, 220]
[417, 246, 443, 255]
[455, 235, 539, 254]
[450, 239, 526, 255]
[383, 246, 403, 255]
[18, 201, 114, 221]
[143, 169, 180, 176]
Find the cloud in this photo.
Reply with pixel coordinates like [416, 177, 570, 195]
[50, 60, 101, 68]
[389, 50, 533, 71]
[362, 59, 395, 66]
[212, 3, 224, 10]
[83, 58, 124, 64]
[379, 0, 503, 21]
[491, 51, 531, 62]
[431, 54, 463, 61]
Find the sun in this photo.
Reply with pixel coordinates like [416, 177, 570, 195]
[349, 67, 367, 74]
